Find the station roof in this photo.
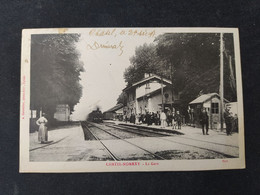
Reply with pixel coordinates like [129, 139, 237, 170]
[189, 93, 229, 104]
[123, 74, 172, 92]
[104, 103, 124, 113]
[136, 86, 168, 101]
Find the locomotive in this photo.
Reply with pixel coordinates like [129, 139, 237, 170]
[87, 108, 103, 123]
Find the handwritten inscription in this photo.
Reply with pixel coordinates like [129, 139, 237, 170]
[89, 28, 156, 38]
[86, 28, 156, 56]
[119, 29, 155, 37]
[87, 41, 124, 56]
[89, 29, 117, 37]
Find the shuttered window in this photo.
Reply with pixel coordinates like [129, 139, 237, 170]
[211, 103, 219, 114]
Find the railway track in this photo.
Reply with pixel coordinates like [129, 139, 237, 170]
[81, 122, 120, 160]
[102, 122, 238, 158]
[105, 123, 171, 137]
[81, 121, 166, 161]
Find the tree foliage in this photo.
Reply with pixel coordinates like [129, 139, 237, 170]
[30, 34, 84, 118]
[123, 43, 168, 86]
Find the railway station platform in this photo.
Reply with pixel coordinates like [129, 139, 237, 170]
[29, 121, 240, 161]
[104, 120, 239, 148]
[29, 122, 87, 161]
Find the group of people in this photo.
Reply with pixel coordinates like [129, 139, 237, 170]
[125, 112, 160, 125]
[128, 107, 236, 136]
[124, 110, 183, 129]
[138, 112, 161, 126]
[160, 110, 182, 129]
[199, 106, 237, 136]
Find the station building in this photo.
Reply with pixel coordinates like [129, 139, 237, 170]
[189, 93, 230, 129]
[53, 104, 70, 121]
[123, 73, 180, 116]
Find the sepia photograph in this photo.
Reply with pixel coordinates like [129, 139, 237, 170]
[20, 28, 245, 172]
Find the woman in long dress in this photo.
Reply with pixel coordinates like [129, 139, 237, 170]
[36, 114, 48, 143]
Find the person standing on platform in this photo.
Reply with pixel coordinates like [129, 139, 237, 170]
[147, 112, 151, 126]
[167, 111, 172, 127]
[190, 108, 195, 127]
[130, 113, 136, 124]
[160, 110, 166, 128]
[124, 115, 128, 123]
[139, 114, 143, 124]
[36, 113, 48, 144]
[224, 105, 233, 136]
[156, 111, 160, 125]
[172, 112, 177, 129]
[136, 113, 140, 125]
[199, 108, 209, 135]
[175, 111, 182, 129]
[151, 112, 155, 125]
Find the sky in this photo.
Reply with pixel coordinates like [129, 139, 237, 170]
[70, 29, 156, 120]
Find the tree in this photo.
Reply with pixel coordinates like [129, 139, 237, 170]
[30, 34, 84, 120]
[123, 43, 167, 86]
[155, 33, 237, 104]
[155, 33, 220, 93]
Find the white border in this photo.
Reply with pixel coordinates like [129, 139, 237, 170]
[20, 28, 245, 172]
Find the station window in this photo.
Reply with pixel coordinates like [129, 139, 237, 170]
[211, 103, 219, 114]
[30, 110, 37, 118]
[145, 82, 150, 89]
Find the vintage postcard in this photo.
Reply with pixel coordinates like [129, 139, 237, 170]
[20, 28, 245, 172]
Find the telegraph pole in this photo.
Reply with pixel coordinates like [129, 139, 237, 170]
[161, 76, 164, 111]
[219, 33, 224, 131]
[170, 64, 174, 112]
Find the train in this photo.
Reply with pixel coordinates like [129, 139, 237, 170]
[87, 109, 103, 123]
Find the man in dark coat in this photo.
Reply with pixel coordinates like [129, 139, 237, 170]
[166, 111, 173, 127]
[146, 112, 151, 126]
[224, 106, 233, 136]
[199, 108, 209, 135]
[175, 111, 182, 129]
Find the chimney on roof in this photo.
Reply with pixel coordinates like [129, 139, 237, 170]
[144, 73, 153, 78]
